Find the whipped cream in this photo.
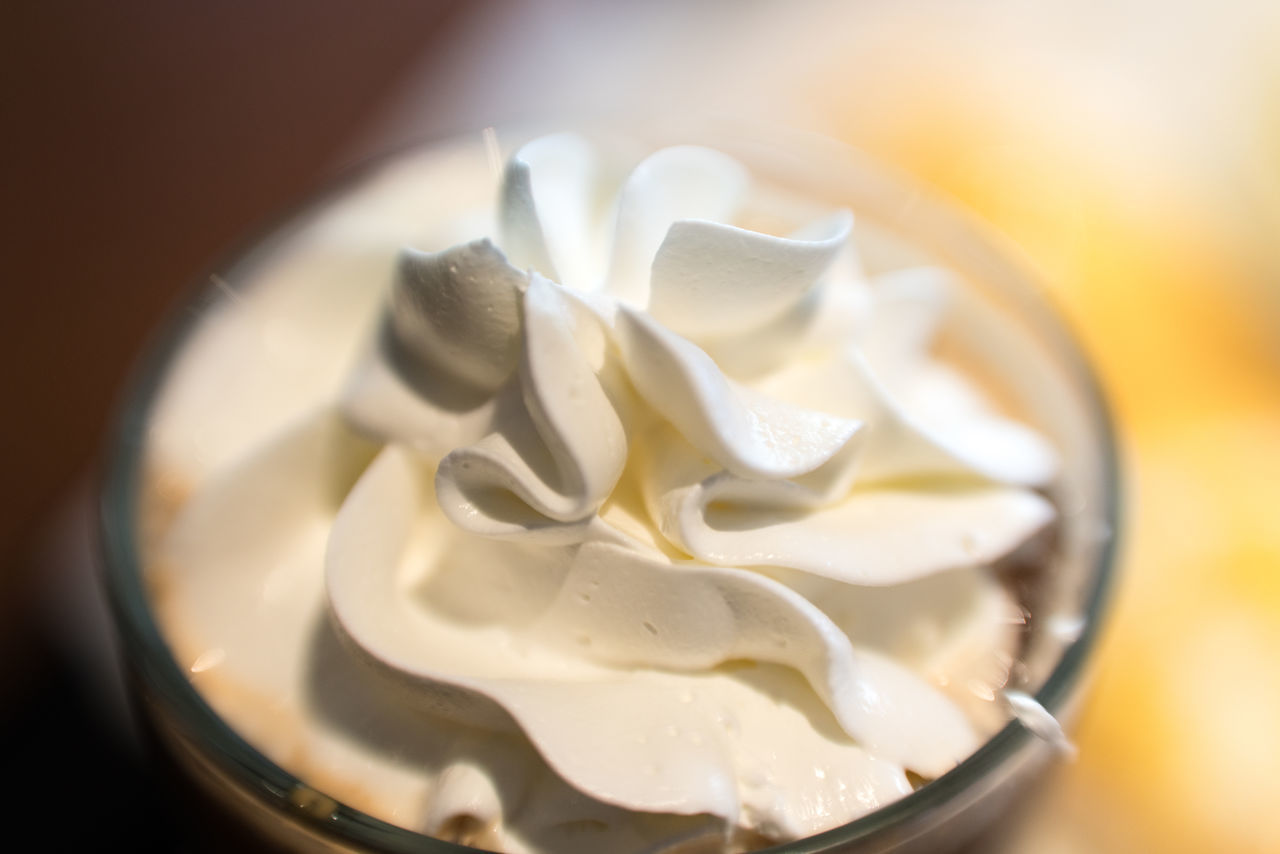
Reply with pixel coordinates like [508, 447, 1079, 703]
[147, 131, 1060, 853]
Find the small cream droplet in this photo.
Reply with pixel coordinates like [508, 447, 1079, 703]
[190, 648, 226, 674]
[1048, 613, 1086, 643]
[1004, 690, 1077, 758]
[967, 678, 997, 702]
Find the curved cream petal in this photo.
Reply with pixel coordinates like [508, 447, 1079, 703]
[528, 541, 977, 777]
[695, 253, 872, 382]
[647, 210, 852, 339]
[643, 433, 1053, 586]
[749, 266, 1057, 487]
[435, 276, 627, 539]
[866, 268, 1059, 485]
[770, 564, 1023, 729]
[499, 133, 607, 291]
[796, 246, 875, 352]
[520, 276, 627, 502]
[903, 364, 1061, 487]
[499, 155, 557, 282]
[851, 351, 1058, 486]
[499, 757, 734, 854]
[327, 446, 549, 732]
[757, 347, 1056, 487]
[389, 240, 527, 392]
[835, 649, 980, 777]
[860, 266, 951, 384]
[615, 307, 860, 480]
[327, 448, 922, 822]
[695, 281, 827, 381]
[635, 427, 865, 573]
[433, 432, 604, 544]
[605, 146, 748, 307]
[685, 484, 1050, 585]
[929, 411, 1059, 487]
[495, 670, 920, 831]
[534, 541, 852, 673]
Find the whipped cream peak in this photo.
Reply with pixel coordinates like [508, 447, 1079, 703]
[433, 273, 628, 541]
[602, 143, 749, 308]
[158, 131, 1066, 849]
[647, 208, 853, 339]
[500, 133, 605, 294]
[614, 306, 863, 482]
[389, 239, 526, 393]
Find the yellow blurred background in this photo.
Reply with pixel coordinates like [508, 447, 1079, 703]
[798, 4, 1280, 851]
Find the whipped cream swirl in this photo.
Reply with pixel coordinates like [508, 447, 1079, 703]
[163, 133, 1059, 848]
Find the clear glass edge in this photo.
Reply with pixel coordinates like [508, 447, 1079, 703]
[95, 121, 1123, 854]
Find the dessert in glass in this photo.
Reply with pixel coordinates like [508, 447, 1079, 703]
[100, 122, 1118, 853]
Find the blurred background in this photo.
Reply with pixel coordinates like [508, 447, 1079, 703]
[3, 0, 1278, 850]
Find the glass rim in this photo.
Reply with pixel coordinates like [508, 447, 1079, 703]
[98, 121, 1123, 853]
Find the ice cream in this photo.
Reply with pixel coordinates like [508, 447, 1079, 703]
[141, 129, 1065, 853]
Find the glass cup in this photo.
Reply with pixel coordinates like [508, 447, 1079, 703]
[100, 122, 1120, 853]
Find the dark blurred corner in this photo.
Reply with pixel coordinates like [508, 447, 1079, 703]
[0, 0, 463, 843]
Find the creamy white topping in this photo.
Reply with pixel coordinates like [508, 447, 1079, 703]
[153, 133, 1059, 852]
